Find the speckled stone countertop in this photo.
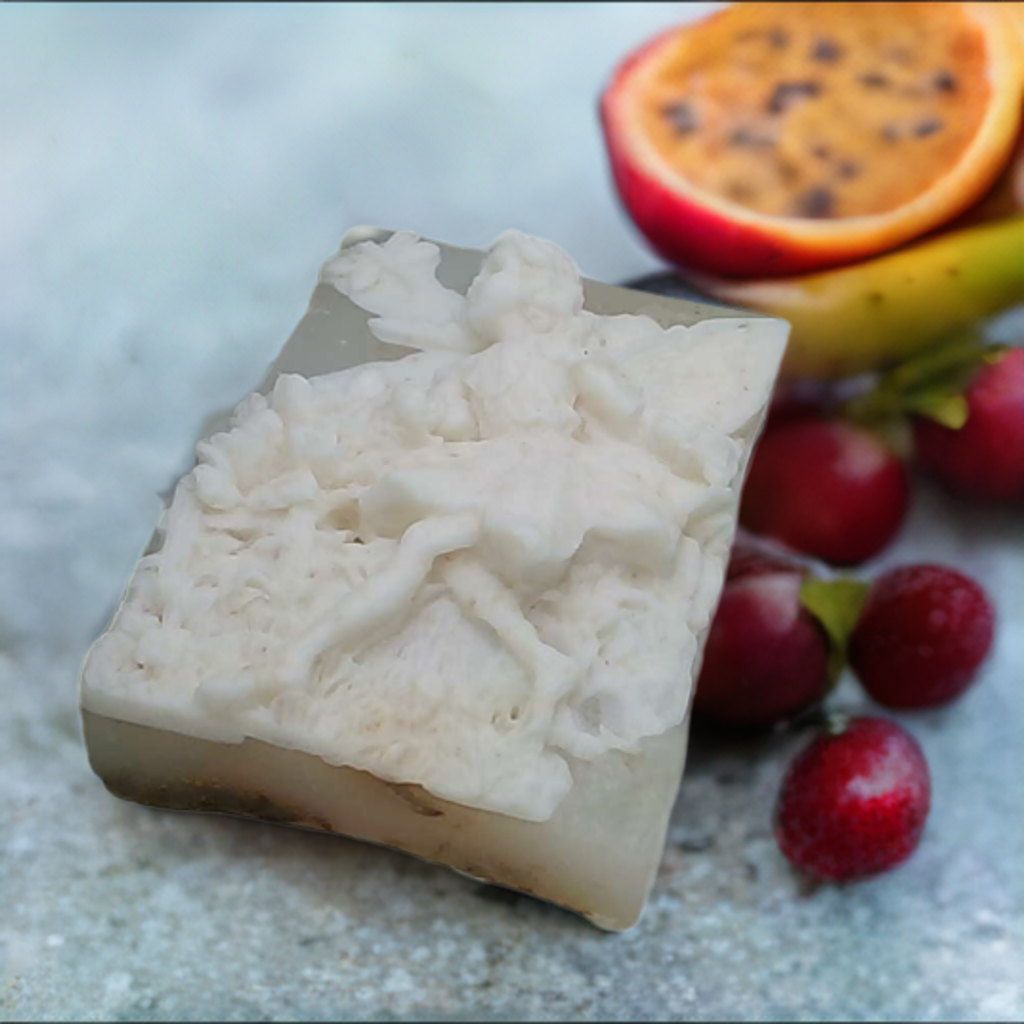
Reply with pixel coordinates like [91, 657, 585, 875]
[2, 4, 1023, 1020]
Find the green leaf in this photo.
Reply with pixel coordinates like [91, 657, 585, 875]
[901, 392, 969, 429]
[800, 577, 870, 691]
[842, 333, 1007, 434]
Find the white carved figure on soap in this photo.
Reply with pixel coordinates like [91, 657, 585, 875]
[82, 230, 781, 823]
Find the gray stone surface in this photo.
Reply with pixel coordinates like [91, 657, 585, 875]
[2, 5, 1023, 1020]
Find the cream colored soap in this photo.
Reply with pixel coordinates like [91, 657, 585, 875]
[81, 228, 789, 930]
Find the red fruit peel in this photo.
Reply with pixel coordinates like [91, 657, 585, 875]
[694, 569, 830, 728]
[740, 419, 910, 565]
[850, 564, 995, 708]
[913, 347, 1024, 503]
[774, 717, 931, 882]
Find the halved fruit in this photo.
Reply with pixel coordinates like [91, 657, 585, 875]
[601, 3, 1024, 278]
[953, 118, 1024, 226]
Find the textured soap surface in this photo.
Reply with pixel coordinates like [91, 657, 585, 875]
[81, 230, 788, 829]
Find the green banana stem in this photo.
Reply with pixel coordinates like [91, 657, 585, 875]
[688, 215, 1024, 381]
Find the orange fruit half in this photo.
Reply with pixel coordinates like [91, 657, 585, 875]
[601, 3, 1024, 277]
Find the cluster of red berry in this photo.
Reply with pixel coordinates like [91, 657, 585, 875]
[694, 347, 1023, 883]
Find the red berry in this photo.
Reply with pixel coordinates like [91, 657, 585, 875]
[849, 564, 995, 709]
[913, 348, 1024, 504]
[765, 393, 825, 433]
[726, 539, 805, 582]
[741, 419, 910, 565]
[774, 717, 931, 882]
[694, 564, 829, 728]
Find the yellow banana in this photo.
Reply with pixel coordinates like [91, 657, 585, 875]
[685, 215, 1024, 380]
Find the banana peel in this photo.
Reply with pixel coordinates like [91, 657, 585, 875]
[683, 214, 1024, 380]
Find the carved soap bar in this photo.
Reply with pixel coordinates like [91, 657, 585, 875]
[81, 229, 788, 930]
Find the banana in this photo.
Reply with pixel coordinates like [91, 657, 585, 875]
[684, 215, 1024, 380]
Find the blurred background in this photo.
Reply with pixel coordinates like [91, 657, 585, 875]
[0, 1, 718, 664]
[2, 5, 1021, 1020]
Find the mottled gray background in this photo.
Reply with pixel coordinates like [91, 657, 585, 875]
[2, 4, 1022, 1020]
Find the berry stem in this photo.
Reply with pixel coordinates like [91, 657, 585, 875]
[800, 577, 870, 688]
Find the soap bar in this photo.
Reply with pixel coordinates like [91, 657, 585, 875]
[80, 229, 789, 930]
